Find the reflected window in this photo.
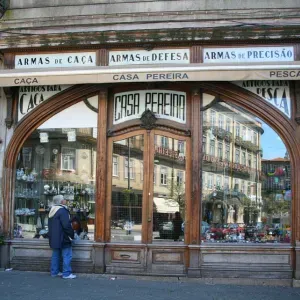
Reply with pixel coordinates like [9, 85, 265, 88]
[125, 158, 135, 179]
[113, 156, 119, 177]
[160, 167, 168, 185]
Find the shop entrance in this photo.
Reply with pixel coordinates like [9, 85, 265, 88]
[107, 129, 191, 245]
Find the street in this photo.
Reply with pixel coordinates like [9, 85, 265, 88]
[0, 271, 299, 300]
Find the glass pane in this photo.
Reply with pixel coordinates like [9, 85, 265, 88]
[111, 135, 144, 243]
[201, 94, 291, 244]
[152, 135, 186, 243]
[14, 99, 98, 240]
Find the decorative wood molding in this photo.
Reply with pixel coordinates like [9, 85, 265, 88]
[2, 84, 104, 237]
[140, 109, 158, 130]
[3, 87, 15, 129]
[95, 88, 108, 242]
[294, 81, 300, 125]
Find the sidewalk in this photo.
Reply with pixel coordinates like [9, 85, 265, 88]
[1, 270, 300, 300]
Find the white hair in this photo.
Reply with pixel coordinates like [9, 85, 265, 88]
[52, 195, 64, 205]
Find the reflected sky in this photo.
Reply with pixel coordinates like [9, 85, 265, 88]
[260, 121, 286, 159]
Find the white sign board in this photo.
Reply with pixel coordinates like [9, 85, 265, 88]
[234, 81, 291, 118]
[109, 49, 190, 66]
[15, 52, 96, 69]
[113, 90, 186, 125]
[203, 47, 294, 63]
[18, 85, 70, 121]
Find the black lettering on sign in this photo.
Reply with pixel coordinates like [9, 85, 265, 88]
[14, 78, 39, 85]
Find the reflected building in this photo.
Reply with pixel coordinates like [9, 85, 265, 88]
[202, 101, 263, 227]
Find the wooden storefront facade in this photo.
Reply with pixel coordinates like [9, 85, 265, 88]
[1, 43, 300, 286]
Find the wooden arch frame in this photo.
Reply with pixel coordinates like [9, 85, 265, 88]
[2, 81, 299, 245]
[2, 84, 104, 237]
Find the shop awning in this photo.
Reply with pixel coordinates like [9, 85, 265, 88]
[153, 197, 179, 214]
[1, 61, 300, 87]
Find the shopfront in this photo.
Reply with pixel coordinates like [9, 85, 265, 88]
[1, 44, 300, 283]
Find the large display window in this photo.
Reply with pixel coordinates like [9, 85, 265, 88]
[14, 97, 98, 240]
[201, 94, 291, 244]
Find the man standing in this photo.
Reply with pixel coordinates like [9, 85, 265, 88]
[48, 195, 76, 279]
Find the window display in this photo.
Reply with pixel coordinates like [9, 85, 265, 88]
[201, 94, 291, 244]
[14, 98, 98, 240]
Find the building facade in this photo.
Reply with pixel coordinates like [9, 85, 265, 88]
[0, 1, 300, 286]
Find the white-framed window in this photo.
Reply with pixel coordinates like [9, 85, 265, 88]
[203, 110, 208, 123]
[236, 123, 240, 137]
[177, 171, 184, 185]
[210, 110, 216, 125]
[241, 180, 245, 193]
[178, 140, 185, 154]
[160, 167, 168, 185]
[242, 126, 247, 140]
[226, 118, 231, 132]
[61, 147, 76, 171]
[154, 165, 157, 185]
[235, 148, 240, 164]
[234, 178, 239, 191]
[248, 129, 252, 142]
[218, 142, 223, 158]
[202, 172, 206, 188]
[253, 132, 258, 145]
[113, 155, 119, 177]
[224, 177, 229, 190]
[208, 174, 213, 189]
[161, 136, 169, 148]
[248, 153, 252, 167]
[140, 162, 144, 181]
[216, 176, 222, 189]
[125, 158, 135, 179]
[242, 151, 246, 165]
[210, 140, 215, 156]
[203, 136, 207, 154]
[225, 143, 230, 161]
[218, 114, 224, 129]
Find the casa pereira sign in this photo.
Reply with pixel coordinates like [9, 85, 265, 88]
[203, 47, 294, 63]
[113, 90, 186, 125]
[15, 52, 96, 69]
[18, 85, 70, 121]
[233, 81, 291, 118]
[109, 49, 190, 66]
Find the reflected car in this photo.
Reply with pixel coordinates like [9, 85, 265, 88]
[159, 221, 174, 239]
[181, 221, 210, 236]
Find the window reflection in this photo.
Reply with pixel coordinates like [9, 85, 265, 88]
[152, 135, 186, 243]
[111, 135, 144, 243]
[202, 95, 291, 244]
[14, 99, 98, 240]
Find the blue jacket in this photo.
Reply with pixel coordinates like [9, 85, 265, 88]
[48, 205, 74, 249]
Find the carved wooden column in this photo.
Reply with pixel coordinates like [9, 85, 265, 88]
[293, 80, 300, 281]
[95, 88, 108, 243]
[188, 88, 202, 277]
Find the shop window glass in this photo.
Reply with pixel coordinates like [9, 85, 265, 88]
[202, 95, 291, 244]
[111, 135, 144, 243]
[152, 135, 186, 243]
[14, 97, 98, 240]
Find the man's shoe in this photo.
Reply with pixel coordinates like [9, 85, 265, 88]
[62, 274, 77, 279]
[51, 272, 63, 278]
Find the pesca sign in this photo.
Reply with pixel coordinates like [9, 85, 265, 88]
[113, 90, 186, 125]
[233, 81, 291, 118]
[18, 85, 70, 121]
